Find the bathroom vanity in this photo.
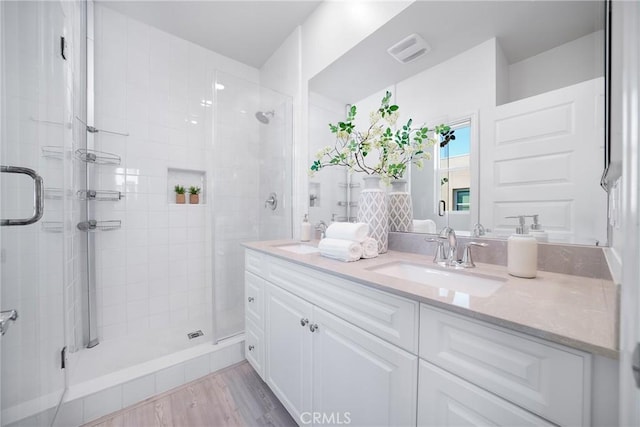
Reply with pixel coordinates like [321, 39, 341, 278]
[243, 240, 618, 427]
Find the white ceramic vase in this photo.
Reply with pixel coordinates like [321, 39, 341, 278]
[357, 175, 389, 253]
[388, 179, 413, 232]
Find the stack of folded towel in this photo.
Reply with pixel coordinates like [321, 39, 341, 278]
[318, 222, 379, 262]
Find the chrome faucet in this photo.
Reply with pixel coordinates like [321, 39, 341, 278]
[315, 221, 328, 239]
[438, 226, 458, 267]
[472, 223, 486, 237]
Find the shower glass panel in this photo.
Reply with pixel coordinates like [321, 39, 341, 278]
[212, 72, 293, 341]
[0, 1, 79, 425]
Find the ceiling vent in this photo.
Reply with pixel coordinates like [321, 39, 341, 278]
[387, 33, 431, 64]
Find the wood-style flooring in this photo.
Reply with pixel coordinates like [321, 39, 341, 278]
[84, 361, 297, 427]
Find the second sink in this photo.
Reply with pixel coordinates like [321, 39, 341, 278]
[368, 261, 504, 297]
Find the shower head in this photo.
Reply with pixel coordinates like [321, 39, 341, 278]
[255, 110, 274, 124]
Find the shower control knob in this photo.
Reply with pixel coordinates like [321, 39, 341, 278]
[248, 345, 254, 351]
[309, 323, 319, 333]
[247, 297, 254, 302]
[300, 318, 309, 327]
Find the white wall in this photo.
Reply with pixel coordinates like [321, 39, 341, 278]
[395, 39, 497, 231]
[260, 28, 299, 239]
[509, 31, 604, 102]
[301, 1, 413, 82]
[93, 4, 258, 341]
[294, 0, 414, 236]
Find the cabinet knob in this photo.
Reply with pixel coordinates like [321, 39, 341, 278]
[248, 297, 255, 302]
[248, 345, 254, 351]
[300, 318, 309, 327]
[309, 323, 319, 333]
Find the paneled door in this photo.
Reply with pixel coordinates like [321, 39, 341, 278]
[264, 283, 313, 422]
[479, 78, 606, 244]
[0, 1, 71, 425]
[311, 307, 418, 427]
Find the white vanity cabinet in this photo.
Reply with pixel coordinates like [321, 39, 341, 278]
[244, 248, 618, 427]
[418, 305, 591, 426]
[244, 271, 266, 378]
[247, 250, 418, 426]
[418, 359, 554, 426]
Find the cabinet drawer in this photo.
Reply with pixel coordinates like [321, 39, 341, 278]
[245, 272, 265, 325]
[245, 317, 264, 379]
[419, 305, 591, 426]
[418, 359, 554, 427]
[268, 255, 419, 353]
[245, 249, 265, 277]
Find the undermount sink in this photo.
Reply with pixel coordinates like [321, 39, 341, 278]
[368, 261, 504, 298]
[275, 243, 319, 254]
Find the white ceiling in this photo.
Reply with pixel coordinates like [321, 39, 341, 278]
[310, 1, 604, 103]
[97, 0, 322, 68]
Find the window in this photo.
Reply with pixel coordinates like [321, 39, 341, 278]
[437, 119, 472, 213]
[453, 188, 470, 211]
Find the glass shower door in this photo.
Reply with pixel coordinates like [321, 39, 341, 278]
[211, 72, 293, 342]
[0, 1, 69, 425]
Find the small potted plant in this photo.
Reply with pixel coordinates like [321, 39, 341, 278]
[189, 186, 201, 204]
[174, 185, 186, 204]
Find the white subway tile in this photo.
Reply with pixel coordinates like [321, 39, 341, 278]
[83, 386, 123, 423]
[155, 364, 185, 394]
[184, 355, 210, 382]
[122, 374, 155, 408]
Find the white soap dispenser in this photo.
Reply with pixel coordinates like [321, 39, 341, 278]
[300, 214, 311, 242]
[505, 215, 538, 279]
[527, 214, 548, 242]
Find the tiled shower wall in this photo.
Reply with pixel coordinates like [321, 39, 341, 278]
[91, 5, 259, 341]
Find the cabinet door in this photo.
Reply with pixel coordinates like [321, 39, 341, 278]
[311, 307, 418, 427]
[265, 283, 313, 422]
[417, 359, 554, 427]
[245, 317, 264, 378]
[245, 271, 265, 326]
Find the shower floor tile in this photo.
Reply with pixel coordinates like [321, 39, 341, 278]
[69, 316, 211, 385]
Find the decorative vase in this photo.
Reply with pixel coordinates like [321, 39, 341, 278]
[357, 175, 389, 253]
[189, 194, 199, 204]
[388, 179, 413, 232]
[176, 194, 185, 204]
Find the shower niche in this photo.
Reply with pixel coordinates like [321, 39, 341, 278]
[168, 167, 207, 204]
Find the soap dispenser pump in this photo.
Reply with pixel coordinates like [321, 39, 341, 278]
[505, 215, 538, 278]
[301, 214, 311, 242]
[526, 214, 548, 242]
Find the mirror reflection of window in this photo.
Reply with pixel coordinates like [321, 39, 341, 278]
[437, 120, 472, 213]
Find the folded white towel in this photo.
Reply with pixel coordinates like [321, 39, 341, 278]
[361, 237, 379, 259]
[412, 219, 437, 234]
[325, 222, 369, 243]
[318, 238, 363, 262]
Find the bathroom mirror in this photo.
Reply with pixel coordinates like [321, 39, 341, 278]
[308, 0, 607, 246]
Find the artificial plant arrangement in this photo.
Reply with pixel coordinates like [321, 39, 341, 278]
[310, 91, 455, 182]
[174, 185, 186, 204]
[188, 186, 201, 204]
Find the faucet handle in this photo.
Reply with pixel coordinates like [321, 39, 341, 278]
[426, 237, 447, 265]
[460, 242, 488, 268]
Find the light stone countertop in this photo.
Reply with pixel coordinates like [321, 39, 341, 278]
[244, 239, 619, 359]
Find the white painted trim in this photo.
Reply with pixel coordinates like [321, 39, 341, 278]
[617, 0, 640, 424]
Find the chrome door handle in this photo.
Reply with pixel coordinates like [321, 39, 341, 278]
[0, 309, 18, 336]
[248, 345, 255, 351]
[300, 318, 309, 327]
[1, 166, 44, 226]
[309, 323, 319, 333]
[248, 297, 255, 302]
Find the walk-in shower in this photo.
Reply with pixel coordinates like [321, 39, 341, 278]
[0, 1, 293, 425]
